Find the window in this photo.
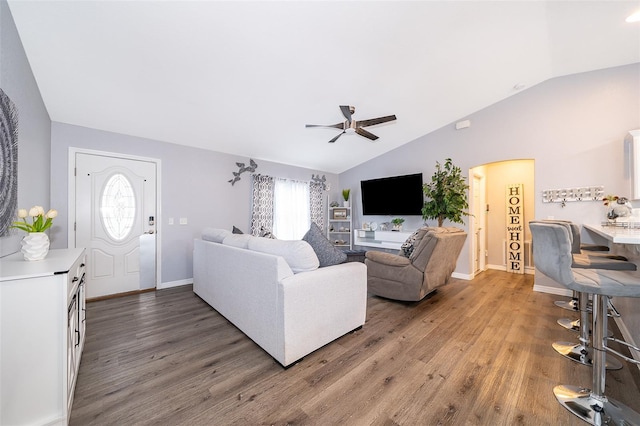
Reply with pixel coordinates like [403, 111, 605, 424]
[273, 178, 310, 240]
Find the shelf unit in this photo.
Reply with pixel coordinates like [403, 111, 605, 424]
[354, 229, 414, 250]
[328, 206, 352, 250]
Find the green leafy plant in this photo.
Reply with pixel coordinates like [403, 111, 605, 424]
[422, 158, 469, 227]
[11, 206, 58, 233]
[391, 218, 405, 226]
[342, 188, 351, 202]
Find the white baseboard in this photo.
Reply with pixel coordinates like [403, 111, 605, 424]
[532, 284, 572, 296]
[486, 263, 535, 275]
[158, 278, 193, 290]
[452, 271, 473, 280]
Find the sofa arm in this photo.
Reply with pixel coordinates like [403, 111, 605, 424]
[365, 250, 411, 267]
[278, 262, 367, 366]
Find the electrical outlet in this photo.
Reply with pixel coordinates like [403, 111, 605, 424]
[179, 217, 188, 225]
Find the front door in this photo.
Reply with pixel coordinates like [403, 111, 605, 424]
[75, 153, 157, 298]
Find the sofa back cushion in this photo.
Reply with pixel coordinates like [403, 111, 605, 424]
[222, 234, 253, 249]
[248, 237, 319, 273]
[411, 227, 466, 272]
[202, 228, 232, 243]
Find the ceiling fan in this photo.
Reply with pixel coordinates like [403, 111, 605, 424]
[306, 105, 397, 143]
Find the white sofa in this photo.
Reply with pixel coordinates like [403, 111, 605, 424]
[193, 228, 367, 367]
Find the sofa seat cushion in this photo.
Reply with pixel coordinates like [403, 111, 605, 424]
[303, 222, 347, 267]
[248, 237, 319, 273]
[202, 228, 231, 243]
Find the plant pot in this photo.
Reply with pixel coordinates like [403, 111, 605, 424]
[343, 201, 350, 208]
[21, 232, 50, 261]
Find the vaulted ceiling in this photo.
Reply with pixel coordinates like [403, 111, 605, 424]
[7, 1, 640, 173]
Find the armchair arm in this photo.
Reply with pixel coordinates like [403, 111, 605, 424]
[365, 250, 411, 267]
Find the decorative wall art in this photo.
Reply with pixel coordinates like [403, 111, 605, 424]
[228, 159, 258, 185]
[0, 88, 18, 237]
[506, 184, 524, 274]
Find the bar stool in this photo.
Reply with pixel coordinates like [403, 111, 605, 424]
[530, 222, 640, 425]
[531, 221, 632, 369]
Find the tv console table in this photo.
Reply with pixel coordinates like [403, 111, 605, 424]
[354, 229, 413, 250]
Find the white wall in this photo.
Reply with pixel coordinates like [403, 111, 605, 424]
[49, 122, 338, 285]
[0, 1, 51, 257]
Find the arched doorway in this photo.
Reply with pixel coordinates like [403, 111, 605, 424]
[469, 159, 535, 278]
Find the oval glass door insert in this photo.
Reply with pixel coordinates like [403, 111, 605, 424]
[100, 173, 136, 241]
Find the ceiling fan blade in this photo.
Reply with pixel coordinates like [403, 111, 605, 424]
[339, 105, 352, 123]
[329, 131, 345, 143]
[355, 127, 378, 141]
[305, 122, 345, 130]
[357, 115, 397, 128]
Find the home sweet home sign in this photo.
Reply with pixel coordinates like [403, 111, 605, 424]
[506, 184, 524, 274]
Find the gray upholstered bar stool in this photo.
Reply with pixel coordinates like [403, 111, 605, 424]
[531, 221, 632, 369]
[549, 221, 631, 313]
[530, 222, 640, 425]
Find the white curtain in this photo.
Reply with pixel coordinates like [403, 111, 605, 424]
[273, 178, 310, 240]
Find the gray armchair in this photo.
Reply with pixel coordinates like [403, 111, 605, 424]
[365, 227, 467, 301]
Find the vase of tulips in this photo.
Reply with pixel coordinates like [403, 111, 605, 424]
[11, 206, 57, 261]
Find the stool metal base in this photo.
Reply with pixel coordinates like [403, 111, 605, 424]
[554, 384, 640, 425]
[555, 299, 578, 311]
[552, 341, 623, 370]
[557, 318, 580, 331]
[556, 318, 614, 337]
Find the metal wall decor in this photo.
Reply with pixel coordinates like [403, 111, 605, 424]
[228, 159, 258, 185]
[542, 186, 604, 207]
[0, 88, 18, 237]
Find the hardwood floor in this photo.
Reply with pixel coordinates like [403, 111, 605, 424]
[70, 270, 640, 425]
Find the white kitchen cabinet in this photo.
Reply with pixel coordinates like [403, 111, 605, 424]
[0, 248, 86, 426]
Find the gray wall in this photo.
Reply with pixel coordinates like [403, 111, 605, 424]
[339, 63, 640, 278]
[338, 63, 640, 347]
[50, 122, 338, 285]
[0, 1, 51, 257]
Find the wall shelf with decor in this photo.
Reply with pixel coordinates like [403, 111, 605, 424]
[328, 206, 352, 250]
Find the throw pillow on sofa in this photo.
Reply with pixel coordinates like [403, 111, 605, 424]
[303, 222, 347, 267]
[232, 225, 244, 234]
[247, 237, 319, 273]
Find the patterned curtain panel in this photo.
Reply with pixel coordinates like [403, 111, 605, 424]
[309, 181, 325, 231]
[250, 174, 275, 236]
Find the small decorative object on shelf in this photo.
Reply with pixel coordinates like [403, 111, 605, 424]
[330, 201, 340, 208]
[328, 205, 352, 249]
[342, 188, 351, 207]
[11, 205, 57, 261]
[391, 217, 405, 232]
[603, 195, 632, 223]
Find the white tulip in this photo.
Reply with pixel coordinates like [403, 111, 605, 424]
[17, 209, 28, 218]
[46, 209, 58, 219]
[28, 207, 40, 217]
[35, 206, 45, 216]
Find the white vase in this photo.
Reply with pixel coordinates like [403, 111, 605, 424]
[21, 232, 50, 261]
[343, 201, 350, 208]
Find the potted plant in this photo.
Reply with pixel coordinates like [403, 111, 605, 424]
[422, 158, 469, 227]
[391, 217, 405, 231]
[342, 189, 351, 207]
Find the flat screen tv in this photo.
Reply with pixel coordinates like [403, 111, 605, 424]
[361, 173, 424, 216]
